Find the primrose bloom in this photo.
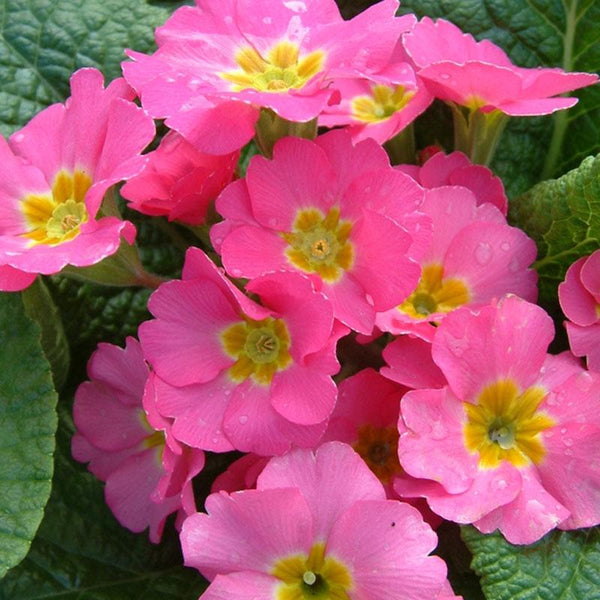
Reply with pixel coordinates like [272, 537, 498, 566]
[72, 337, 205, 543]
[123, 0, 406, 154]
[397, 151, 508, 215]
[140, 248, 345, 456]
[0, 68, 155, 291]
[376, 184, 537, 340]
[320, 50, 433, 144]
[559, 250, 600, 372]
[403, 17, 598, 116]
[396, 295, 600, 544]
[121, 130, 239, 225]
[212, 130, 428, 334]
[181, 442, 451, 599]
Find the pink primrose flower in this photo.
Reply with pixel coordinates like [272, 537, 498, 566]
[212, 130, 428, 334]
[139, 247, 346, 456]
[121, 130, 238, 225]
[321, 368, 442, 528]
[72, 337, 205, 543]
[375, 184, 537, 340]
[122, 0, 407, 154]
[559, 250, 600, 371]
[403, 17, 598, 116]
[181, 442, 451, 600]
[397, 150, 508, 215]
[396, 295, 600, 544]
[0, 68, 155, 291]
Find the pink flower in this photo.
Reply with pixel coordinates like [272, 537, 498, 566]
[396, 295, 600, 544]
[122, 0, 406, 154]
[375, 184, 537, 340]
[139, 247, 346, 456]
[403, 17, 598, 116]
[0, 68, 155, 291]
[559, 250, 600, 371]
[121, 130, 238, 225]
[72, 337, 205, 543]
[397, 151, 508, 215]
[319, 34, 433, 144]
[212, 130, 428, 334]
[181, 442, 450, 600]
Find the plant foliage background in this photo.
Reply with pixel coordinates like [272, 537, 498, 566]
[0, 0, 599, 598]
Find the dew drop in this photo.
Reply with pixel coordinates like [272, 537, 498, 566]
[576, 370, 594, 392]
[224, 15, 233, 23]
[440, 73, 451, 80]
[500, 242, 510, 251]
[494, 479, 508, 490]
[283, 0, 307, 12]
[474, 242, 492, 266]
[239, 415, 248, 424]
[365, 294, 374, 306]
[268, 217, 279, 228]
[12, 133, 24, 143]
[263, 16, 272, 24]
[231, 268, 242, 277]
[508, 257, 520, 272]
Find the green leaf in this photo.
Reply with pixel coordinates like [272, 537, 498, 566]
[0, 403, 207, 599]
[0, 0, 173, 137]
[0, 293, 58, 578]
[21, 278, 70, 391]
[398, 0, 600, 197]
[508, 153, 600, 308]
[462, 526, 600, 600]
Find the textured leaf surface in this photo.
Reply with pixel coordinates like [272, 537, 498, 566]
[0, 404, 207, 599]
[399, 0, 600, 196]
[509, 153, 600, 307]
[0, 293, 57, 578]
[0, 0, 173, 137]
[462, 526, 600, 600]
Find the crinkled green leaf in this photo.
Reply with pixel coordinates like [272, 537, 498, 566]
[462, 526, 600, 600]
[399, 0, 600, 196]
[0, 0, 176, 137]
[0, 293, 57, 578]
[0, 404, 207, 599]
[509, 153, 600, 307]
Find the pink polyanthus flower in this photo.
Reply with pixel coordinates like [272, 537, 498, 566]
[396, 295, 600, 544]
[559, 250, 600, 372]
[319, 56, 433, 144]
[375, 184, 537, 340]
[139, 247, 347, 456]
[181, 442, 451, 600]
[122, 0, 407, 154]
[0, 68, 155, 292]
[212, 130, 428, 334]
[397, 151, 508, 215]
[121, 130, 239, 226]
[403, 17, 598, 116]
[72, 337, 205, 543]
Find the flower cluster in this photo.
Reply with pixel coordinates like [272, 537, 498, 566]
[5, 0, 600, 598]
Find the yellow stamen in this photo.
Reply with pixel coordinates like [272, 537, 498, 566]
[352, 84, 415, 123]
[399, 263, 470, 319]
[283, 207, 353, 282]
[273, 543, 352, 600]
[221, 41, 325, 93]
[464, 379, 555, 469]
[21, 170, 91, 246]
[221, 316, 291, 385]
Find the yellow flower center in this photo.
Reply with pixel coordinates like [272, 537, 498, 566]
[464, 379, 555, 469]
[221, 41, 325, 92]
[21, 170, 91, 245]
[352, 424, 401, 484]
[399, 264, 470, 319]
[351, 84, 415, 123]
[221, 316, 292, 385]
[282, 207, 353, 282]
[273, 543, 352, 600]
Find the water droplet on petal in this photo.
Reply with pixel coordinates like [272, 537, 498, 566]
[576, 370, 594, 392]
[268, 218, 279, 228]
[508, 257, 520, 272]
[12, 133, 24, 143]
[224, 15, 233, 23]
[440, 73, 451, 80]
[365, 294, 374, 306]
[500, 242, 510, 251]
[239, 415, 248, 424]
[475, 242, 492, 265]
[231, 268, 242, 277]
[263, 16, 272, 24]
